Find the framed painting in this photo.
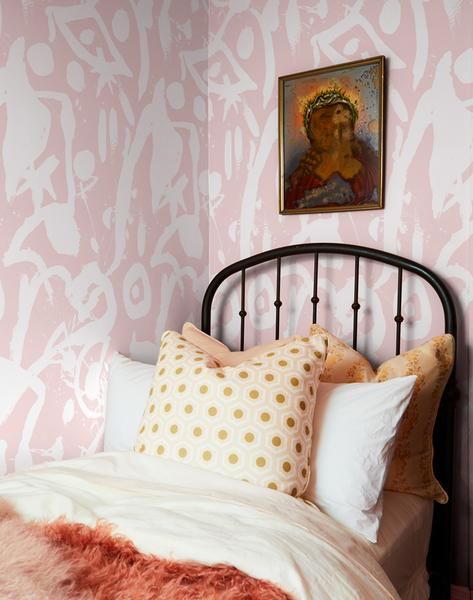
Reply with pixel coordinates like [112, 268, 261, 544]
[278, 56, 385, 214]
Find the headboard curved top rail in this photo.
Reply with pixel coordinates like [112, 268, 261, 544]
[201, 242, 457, 599]
[202, 243, 457, 343]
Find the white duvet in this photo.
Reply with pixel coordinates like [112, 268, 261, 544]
[0, 451, 399, 599]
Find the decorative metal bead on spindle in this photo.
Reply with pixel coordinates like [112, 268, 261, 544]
[239, 310, 247, 318]
[311, 296, 319, 305]
[352, 302, 361, 311]
[274, 300, 282, 308]
[394, 315, 404, 323]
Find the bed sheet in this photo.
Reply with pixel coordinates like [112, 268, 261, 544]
[0, 451, 400, 600]
[372, 491, 433, 600]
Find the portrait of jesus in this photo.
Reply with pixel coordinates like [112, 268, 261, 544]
[279, 57, 384, 214]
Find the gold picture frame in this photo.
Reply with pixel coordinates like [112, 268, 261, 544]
[279, 56, 385, 214]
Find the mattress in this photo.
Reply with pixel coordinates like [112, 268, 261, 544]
[371, 491, 433, 600]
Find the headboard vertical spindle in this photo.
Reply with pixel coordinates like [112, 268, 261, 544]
[352, 255, 360, 350]
[311, 253, 319, 324]
[274, 258, 282, 340]
[239, 268, 246, 351]
[395, 268, 404, 355]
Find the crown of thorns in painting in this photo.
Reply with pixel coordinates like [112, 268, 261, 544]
[303, 88, 359, 140]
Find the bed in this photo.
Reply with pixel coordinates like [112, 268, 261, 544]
[0, 242, 456, 600]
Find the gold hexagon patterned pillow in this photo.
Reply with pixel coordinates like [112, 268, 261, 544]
[134, 330, 328, 497]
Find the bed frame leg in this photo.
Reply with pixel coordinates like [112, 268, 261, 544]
[429, 572, 451, 599]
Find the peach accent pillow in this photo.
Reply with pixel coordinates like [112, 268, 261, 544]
[182, 322, 295, 367]
[308, 326, 375, 383]
[310, 324, 455, 503]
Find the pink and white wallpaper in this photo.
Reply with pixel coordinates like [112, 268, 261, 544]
[0, 0, 471, 589]
[0, 2, 209, 470]
[206, 0, 472, 588]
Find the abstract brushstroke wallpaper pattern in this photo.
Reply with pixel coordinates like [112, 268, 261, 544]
[0, 0, 471, 588]
[0, 1, 209, 470]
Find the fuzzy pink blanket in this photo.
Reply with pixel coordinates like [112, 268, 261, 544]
[0, 499, 292, 600]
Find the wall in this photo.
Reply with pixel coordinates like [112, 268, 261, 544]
[207, 0, 472, 588]
[0, 2, 209, 471]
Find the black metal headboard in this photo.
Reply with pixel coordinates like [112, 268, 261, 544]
[201, 242, 457, 600]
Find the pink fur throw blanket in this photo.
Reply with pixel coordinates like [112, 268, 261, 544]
[0, 499, 292, 600]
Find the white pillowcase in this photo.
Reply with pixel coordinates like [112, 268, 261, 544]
[104, 353, 154, 451]
[304, 376, 417, 543]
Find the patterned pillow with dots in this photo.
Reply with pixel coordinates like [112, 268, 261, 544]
[134, 330, 328, 497]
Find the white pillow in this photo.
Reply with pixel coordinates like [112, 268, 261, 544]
[303, 376, 417, 543]
[104, 353, 154, 451]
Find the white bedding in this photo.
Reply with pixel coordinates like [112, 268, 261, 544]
[373, 492, 433, 600]
[0, 451, 400, 599]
